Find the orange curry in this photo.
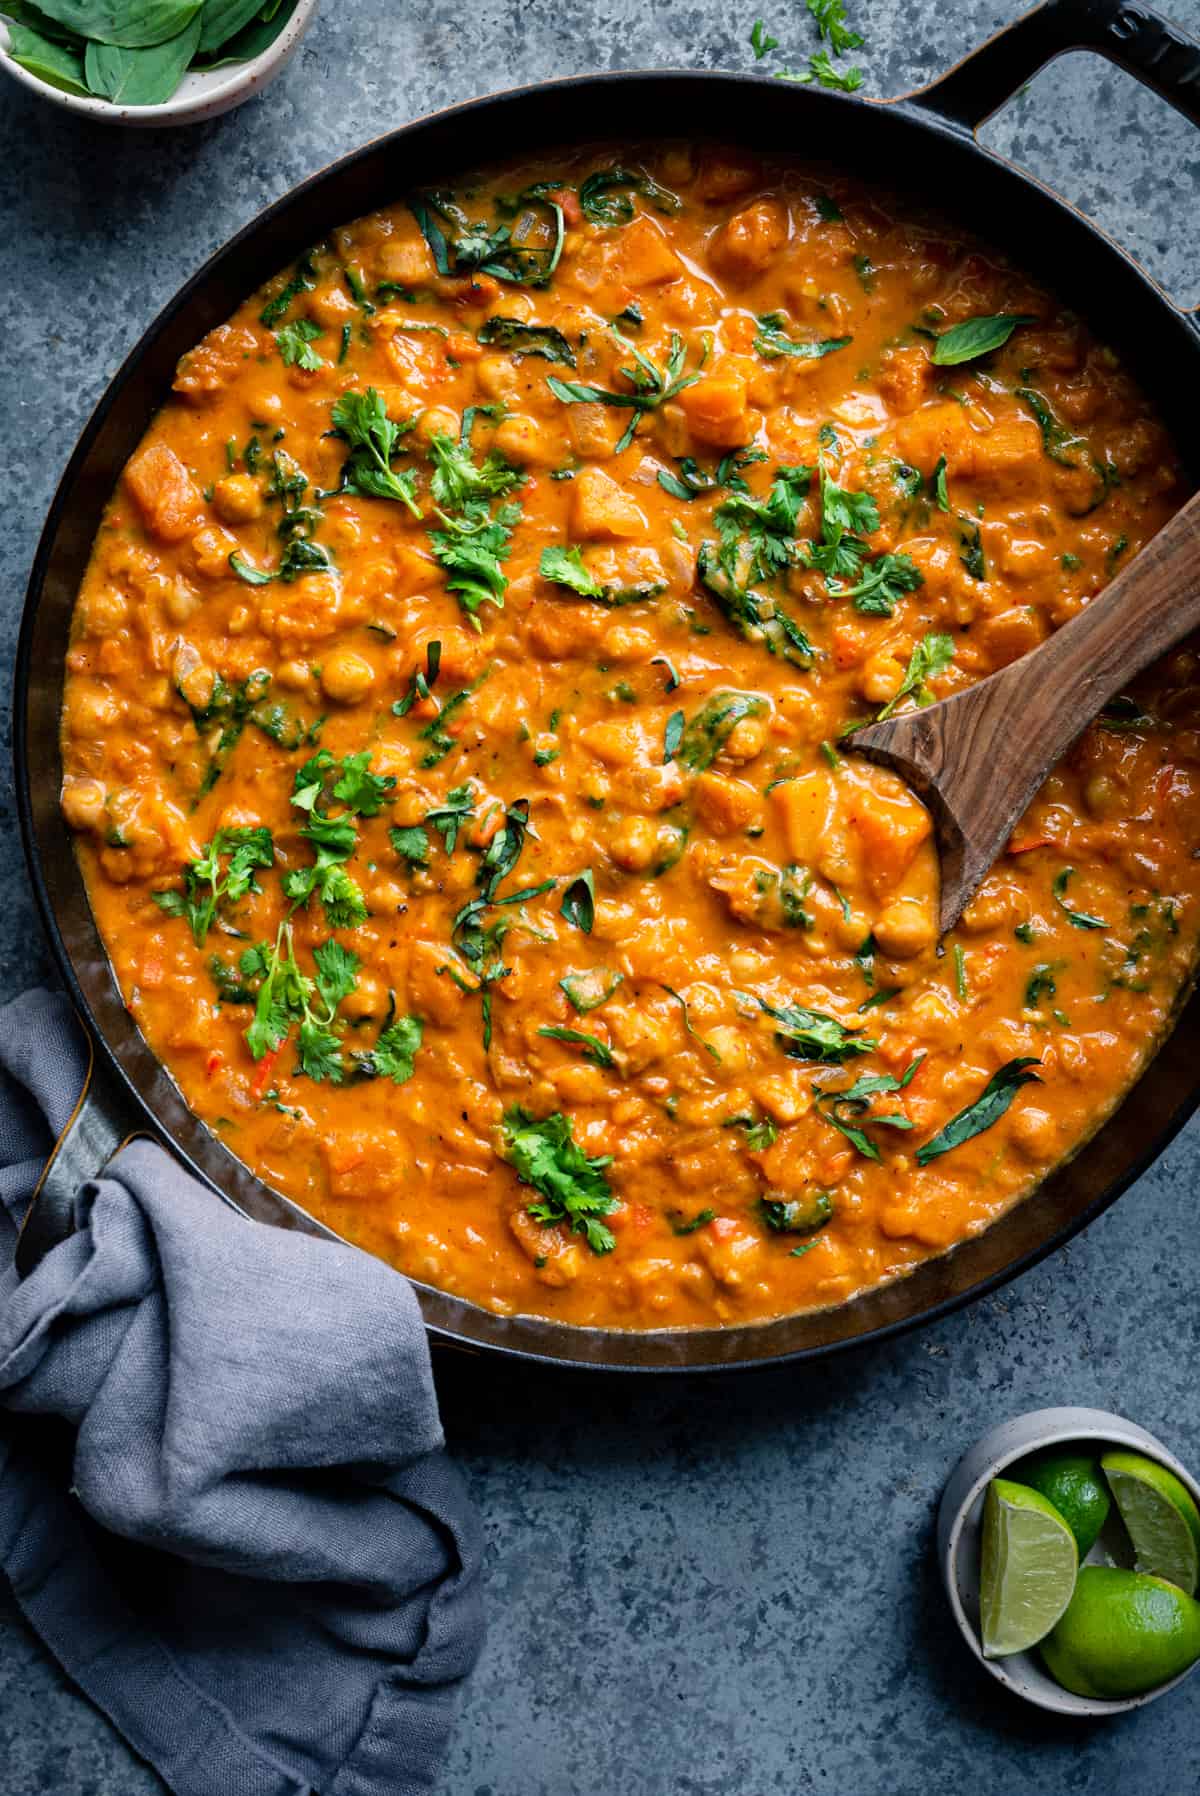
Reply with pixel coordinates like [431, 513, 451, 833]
[60, 145, 1199, 1330]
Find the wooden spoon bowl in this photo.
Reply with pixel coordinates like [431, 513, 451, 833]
[850, 487, 1200, 935]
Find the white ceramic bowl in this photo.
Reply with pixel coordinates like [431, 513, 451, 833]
[0, 0, 317, 125]
[937, 1405, 1200, 1717]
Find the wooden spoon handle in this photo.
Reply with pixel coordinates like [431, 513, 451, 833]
[852, 486, 1200, 932]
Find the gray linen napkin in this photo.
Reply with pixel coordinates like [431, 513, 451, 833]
[0, 987, 484, 1796]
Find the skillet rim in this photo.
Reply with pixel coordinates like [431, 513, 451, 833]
[14, 65, 1200, 1373]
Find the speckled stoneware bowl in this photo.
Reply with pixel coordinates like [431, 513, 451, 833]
[938, 1406, 1200, 1717]
[0, 0, 316, 126]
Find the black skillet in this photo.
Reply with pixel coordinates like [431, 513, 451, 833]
[13, 0, 1200, 1371]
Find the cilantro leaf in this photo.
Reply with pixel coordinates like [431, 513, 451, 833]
[749, 17, 779, 57]
[333, 750, 396, 817]
[428, 431, 524, 511]
[500, 1106, 618, 1254]
[836, 550, 923, 616]
[806, 0, 863, 55]
[390, 825, 431, 866]
[357, 1012, 423, 1084]
[330, 388, 421, 514]
[873, 631, 955, 721]
[152, 826, 274, 947]
[274, 319, 324, 370]
[539, 544, 665, 607]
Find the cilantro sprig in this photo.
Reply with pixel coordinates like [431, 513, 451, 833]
[500, 1106, 618, 1254]
[153, 827, 273, 946]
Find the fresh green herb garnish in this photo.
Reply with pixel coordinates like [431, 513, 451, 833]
[353, 1011, 423, 1084]
[274, 318, 323, 370]
[539, 545, 665, 606]
[547, 330, 704, 453]
[753, 313, 852, 361]
[915, 1058, 1042, 1164]
[758, 1191, 835, 1235]
[560, 968, 623, 1013]
[329, 388, 420, 513]
[152, 826, 273, 946]
[672, 1207, 717, 1234]
[410, 186, 566, 288]
[931, 314, 1033, 366]
[577, 167, 682, 226]
[538, 1025, 616, 1069]
[760, 997, 874, 1064]
[476, 316, 577, 365]
[872, 631, 955, 722]
[814, 1055, 923, 1160]
[1053, 868, 1108, 931]
[749, 17, 779, 57]
[560, 870, 596, 933]
[676, 690, 769, 771]
[500, 1107, 618, 1254]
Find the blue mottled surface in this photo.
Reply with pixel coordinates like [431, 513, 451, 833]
[2, 2, 1200, 1789]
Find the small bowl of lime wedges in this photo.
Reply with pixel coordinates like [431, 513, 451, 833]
[938, 1406, 1200, 1716]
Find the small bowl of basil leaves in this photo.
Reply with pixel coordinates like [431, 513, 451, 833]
[0, 0, 317, 123]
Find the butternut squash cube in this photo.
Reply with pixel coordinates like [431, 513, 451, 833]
[571, 466, 647, 540]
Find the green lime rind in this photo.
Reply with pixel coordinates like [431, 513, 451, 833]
[1018, 1450, 1111, 1559]
[1102, 1451, 1200, 1597]
[980, 1477, 1078, 1658]
[1041, 1566, 1200, 1698]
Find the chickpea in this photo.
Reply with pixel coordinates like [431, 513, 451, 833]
[70, 686, 120, 738]
[1083, 772, 1122, 819]
[721, 714, 768, 764]
[474, 355, 520, 400]
[276, 659, 314, 691]
[960, 888, 1011, 934]
[163, 579, 203, 625]
[321, 649, 375, 704]
[610, 815, 659, 871]
[414, 405, 460, 446]
[1009, 1104, 1060, 1161]
[872, 897, 936, 960]
[859, 654, 905, 705]
[61, 776, 107, 832]
[80, 586, 128, 637]
[212, 475, 263, 525]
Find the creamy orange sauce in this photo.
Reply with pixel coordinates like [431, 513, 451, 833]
[60, 144, 1199, 1329]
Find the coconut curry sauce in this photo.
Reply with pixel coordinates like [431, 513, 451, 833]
[61, 147, 1199, 1329]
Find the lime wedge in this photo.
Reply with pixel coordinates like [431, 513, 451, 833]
[1041, 1566, 1200, 1698]
[1102, 1451, 1200, 1596]
[1018, 1450, 1110, 1559]
[980, 1477, 1078, 1656]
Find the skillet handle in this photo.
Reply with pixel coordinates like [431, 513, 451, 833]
[15, 1035, 142, 1279]
[907, 0, 1200, 137]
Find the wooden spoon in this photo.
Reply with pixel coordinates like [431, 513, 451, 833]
[850, 487, 1200, 937]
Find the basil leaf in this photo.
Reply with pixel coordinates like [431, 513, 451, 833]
[915, 1058, 1042, 1164]
[191, 0, 296, 65]
[5, 16, 87, 87]
[196, 0, 262, 52]
[560, 870, 595, 934]
[930, 314, 1034, 366]
[1053, 867, 1108, 931]
[578, 167, 681, 226]
[84, 11, 200, 101]
[676, 690, 768, 771]
[559, 968, 623, 1013]
[758, 1192, 834, 1235]
[663, 709, 684, 764]
[477, 317, 577, 367]
[538, 1025, 616, 1069]
[34, 0, 201, 46]
[753, 313, 851, 361]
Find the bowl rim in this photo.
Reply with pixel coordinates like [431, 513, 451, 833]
[937, 1405, 1200, 1715]
[0, 0, 317, 121]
